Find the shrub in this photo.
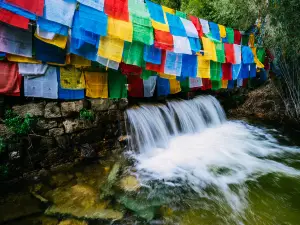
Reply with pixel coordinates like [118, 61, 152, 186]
[4, 110, 35, 136]
[79, 108, 94, 121]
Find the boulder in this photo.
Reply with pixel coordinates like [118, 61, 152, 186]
[36, 119, 58, 130]
[45, 184, 123, 220]
[12, 102, 45, 117]
[63, 119, 94, 134]
[120, 176, 140, 192]
[58, 219, 88, 225]
[45, 103, 62, 118]
[90, 99, 115, 111]
[61, 101, 84, 117]
[118, 99, 128, 110]
[48, 128, 65, 137]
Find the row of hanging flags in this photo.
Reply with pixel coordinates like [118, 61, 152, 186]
[0, 0, 267, 99]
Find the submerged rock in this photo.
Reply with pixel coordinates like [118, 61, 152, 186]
[45, 204, 123, 221]
[45, 184, 123, 221]
[120, 176, 140, 192]
[58, 219, 88, 225]
[100, 163, 120, 199]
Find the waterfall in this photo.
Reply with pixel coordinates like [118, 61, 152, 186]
[126, 95, 226, 153]
[125, 96, 300, 213]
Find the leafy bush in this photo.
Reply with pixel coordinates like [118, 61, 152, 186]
[79, 108, 94, 121]
[4, 110, 35, 136]
[0, 137, 5, 154]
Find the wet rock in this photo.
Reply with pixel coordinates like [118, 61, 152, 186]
[49, 128, 65, 137]
[80, 144, 96, 158]
[41, 216, 59, 225]
[45, 184, 123, 220]
[61, 101, 84, 117]
[12, 102, 45, 117]
[63, 119, 94, 134]
[90, 99, 115, 111]
[55, 135, 71, 150]
[37, 119, 58, 130]
[45, 102, 62, 118]
[0, 124, 14, 139]
[0, 193, 43, 223]
[49, 173, 74, 187]
[58, 219, 88, 225]
[120, 176, 140, 192]
[9, 151, 21, 160]
[118, 98, 128, 110]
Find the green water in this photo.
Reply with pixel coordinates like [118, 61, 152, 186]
[1, 122, 300, 225]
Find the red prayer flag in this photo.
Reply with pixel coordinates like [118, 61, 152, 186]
[154, 30, 174, 51]
[120, 63, 142, 76]
[224, 43, 236, 64]
[201, 78, 212, 90]
[127, 75, 144, 97]
[189, 15, 203, 37]
[222, 63, 233, 80]
[104, 0, 129, 21]
[5, 0, 44, 16]
[0, 8, 29, 29]
[146, 50, 166, 73]
[242, 78, 248, 87]
[234, 30, 242, 45]
[0, 62, 21, 96]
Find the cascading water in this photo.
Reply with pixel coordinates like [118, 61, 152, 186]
[125, 95, 300, 223]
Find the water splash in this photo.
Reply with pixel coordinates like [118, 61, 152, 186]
[125, 96, 300, 213]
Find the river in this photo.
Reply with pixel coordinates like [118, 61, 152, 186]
[1, 96, 300, 225]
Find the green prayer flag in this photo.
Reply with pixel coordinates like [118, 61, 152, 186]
[214, 41, 225, 63]
[180, 78, 190, 92]
[226, 27, 234, 44]
[109, 70, 128, 99]
[140, 62, 154, 80]
[257, 48, 266, 64]
[211, 80, 222, 90]
[123, 41, 144, 67]
[133, 23, 154, 45]
[176, 10, 187, 19]
[210, 61, 222, 81]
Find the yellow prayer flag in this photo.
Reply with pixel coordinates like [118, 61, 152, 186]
[222, 80, 228, 88]
[98, 36, 124, 63]
[162, 6, 175, 14]
[7, 54, 41, 64]
[249, 33, 255, 48]
[201, 37, 217, 61]
[158, 73, 177, 80]
[85, 71, 108, 98]
[218, 24, 226, 38]
[151, 20, 170, 32]
[169, 79, 181, 94]
[197, 56, 210, 78]
[66, 54, 91, 68]
[107, 17, 133, 42]
[34, 32, 68, 49]
[251, 47, 265, 68]
[60, 66, 85, 90]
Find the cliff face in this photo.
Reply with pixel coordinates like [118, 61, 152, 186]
[0, 99, 128, 182]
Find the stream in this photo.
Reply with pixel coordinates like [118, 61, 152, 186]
[1, 96, 300, 225]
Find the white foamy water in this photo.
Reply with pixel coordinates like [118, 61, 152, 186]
[126, 96, 300, 211]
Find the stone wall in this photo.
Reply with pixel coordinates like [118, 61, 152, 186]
[0, 99, 128, 181]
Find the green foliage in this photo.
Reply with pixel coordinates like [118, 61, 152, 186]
[0, 137, 6, 154]
[0, 164, 8, 178]
[79, 108, 94, 121]
[4, 110, 35, 136]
